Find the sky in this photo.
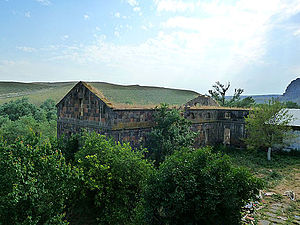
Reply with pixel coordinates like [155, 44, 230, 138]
[0, 0, 300, 95]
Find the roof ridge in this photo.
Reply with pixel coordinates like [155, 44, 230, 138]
[81, 81, 114, 108]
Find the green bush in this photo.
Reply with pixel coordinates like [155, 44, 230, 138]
[56, 133, 81, 163]
[40, 99, 57, 122]
[0, 98, 57, 144]
[142, 147, 263, 225]
[146, 104, 197, 167]
[0, 134, 81, 225]
[73, 132, 153, 225]
[0, 115, 56, 144]
[0, 98, 40, 121]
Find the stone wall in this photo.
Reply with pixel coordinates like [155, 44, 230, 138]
[57, 82, 112, 137]
[57, 82, 249, 148]
[186, 108, 248, 147]
[111, 109, 155, 130]
[185, 95, 219, 107]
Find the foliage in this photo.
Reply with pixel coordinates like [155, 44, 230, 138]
[0, 98, 57, 122]
[56, 133, 81, 163]
[146, 103, 197, 167]
[0, 115, 56, 144]
[208, 81, 255, 108]
[73, 132, 153, 225]
[231, 96, 256, 108]
[0, 98, 57, 144]
[40, 99, 57, 121]
[213, 145, 300, 189]
[142, 147, 263, 225]
[0, 115, 9, 127]
[285, 101, 300, 109]
[208, 81, 244, 107]
[244, 99, 294, 151]
[0, 98, 40, 121]
[0, 133, 81, 225]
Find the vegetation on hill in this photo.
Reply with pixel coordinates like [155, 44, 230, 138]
[285, 100, 300, 109]
[0, 81, 199, 106]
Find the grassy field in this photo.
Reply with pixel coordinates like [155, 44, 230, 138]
[0, 81, 199, 106]
[217, 147, 300, 224]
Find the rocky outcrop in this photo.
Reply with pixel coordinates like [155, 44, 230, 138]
[283, 78, 300, 99]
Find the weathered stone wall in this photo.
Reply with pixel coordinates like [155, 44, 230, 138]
[109, 128, 152, 148]
[57, 82, 249, 148]
[111, 110, 155, 130]
[186, 108, 248, 147]
[185, 95, 219, 107]
[57, 82, 112, 137]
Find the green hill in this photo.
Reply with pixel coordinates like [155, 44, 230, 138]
[0, 81, 200, 106]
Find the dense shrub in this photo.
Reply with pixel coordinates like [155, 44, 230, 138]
[72, 132, 153, 225]
[146, 104, 197, 166]
[142, 147, 263, 225]
[0, 115, 56, 144]
[56, 133, 81, 163]
[39, 99, 57, 121]
[0, 133, 81, 225]
[0, 99, 57, 144]
[0, 98, 40, 121]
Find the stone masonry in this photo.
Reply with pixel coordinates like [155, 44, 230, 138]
[57, 81, 249, 148]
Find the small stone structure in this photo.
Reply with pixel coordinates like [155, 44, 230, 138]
[57, 81, 249, 148]
[185, 95, 219, 107]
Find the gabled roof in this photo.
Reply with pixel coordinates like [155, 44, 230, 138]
[57, 81, 242, 110]
[81, 81, 114, 107]
[56, 81, 112, 108]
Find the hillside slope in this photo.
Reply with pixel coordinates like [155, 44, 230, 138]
[282, 78, 300, 103]
[0, 81, 199, 106]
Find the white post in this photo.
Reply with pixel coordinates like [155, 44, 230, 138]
[267, 147, 271, 161]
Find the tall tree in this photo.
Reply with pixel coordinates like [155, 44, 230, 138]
[244, 99, 294, 160]
[146, 104, 197, 167]
[208, 81, 244, 107]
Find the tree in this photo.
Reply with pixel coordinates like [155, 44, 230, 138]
[0, 98, 39, 121]
[0, 115, 56, 144]
[231, 96, 256, 108]
[146, 104, 197, 167]
[0, 98, 57, 122]
[141, 147, 262, 225]
[208, 81, 245, 107]
[40, 99, 57, 121]
[285, 101, 300, 109]
[73, 132, 153, 225]
[244, 99, 294, 160]
[0, 133, 80, 225]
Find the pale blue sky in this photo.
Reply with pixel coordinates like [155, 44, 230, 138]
[0, 0, 300, 95]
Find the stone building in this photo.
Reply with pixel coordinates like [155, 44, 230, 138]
[56, 81, 249, 148]
[184, 94, 219, 107]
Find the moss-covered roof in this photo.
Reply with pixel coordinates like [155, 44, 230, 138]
[58, 81, 248, 110]
[83, 81, 200, 109]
